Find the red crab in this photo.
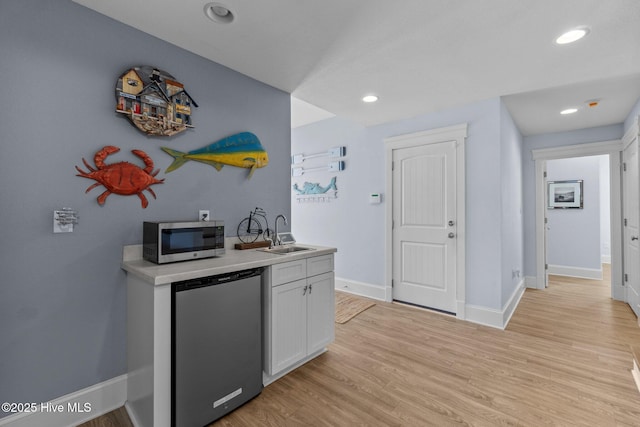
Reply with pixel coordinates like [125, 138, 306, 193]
[76, 146, 164, 208]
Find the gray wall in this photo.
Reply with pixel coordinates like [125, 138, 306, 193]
[0, 0, 290, 412]
[292, 97, 525, 311]
[499, 101, 524, 307]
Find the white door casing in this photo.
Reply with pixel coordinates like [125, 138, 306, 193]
[384, 124, 466, 317]
[623, 123, 640, 317]
[532, 139, 624, 298]
[392, 141, 457, 312]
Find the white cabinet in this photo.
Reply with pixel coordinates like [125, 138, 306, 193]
[265, 254, 335, 379]
[306, 271, 335, 354]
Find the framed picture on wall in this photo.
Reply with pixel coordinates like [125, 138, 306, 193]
[547, 180, 583, 209]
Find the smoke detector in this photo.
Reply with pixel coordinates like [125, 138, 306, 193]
[585, 99, 600, 108]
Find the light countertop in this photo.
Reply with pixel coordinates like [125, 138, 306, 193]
[121, 244, 337, 285]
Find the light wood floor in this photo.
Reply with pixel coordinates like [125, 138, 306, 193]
[85, 268, 640, 426]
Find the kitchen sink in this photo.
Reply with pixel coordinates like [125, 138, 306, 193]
[259, 245, 316, 255]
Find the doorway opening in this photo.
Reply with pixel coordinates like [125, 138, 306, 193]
[532, 139, 624, 300]
[545, 155, 612, 291]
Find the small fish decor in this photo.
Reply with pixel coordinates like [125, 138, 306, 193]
[115, 65, 198, 136]
[293, 177, 338, 202]
[75, 146, 164, 208]
[161, 132, 269, 179]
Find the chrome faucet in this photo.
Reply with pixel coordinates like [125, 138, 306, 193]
[273, 214, 288, 246]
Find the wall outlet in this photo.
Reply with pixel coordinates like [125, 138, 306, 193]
[199, 210, 210, 221]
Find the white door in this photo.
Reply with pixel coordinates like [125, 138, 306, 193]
[392, 140, 457, 313]
[623, 134, 640, 317]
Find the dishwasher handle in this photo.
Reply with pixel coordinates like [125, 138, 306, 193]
[173, 267, 263, 292]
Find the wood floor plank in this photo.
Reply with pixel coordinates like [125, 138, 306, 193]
[85, 267, 640, 426]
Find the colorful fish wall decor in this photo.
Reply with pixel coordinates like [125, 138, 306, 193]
[161, 132, 269, 179]
[115, 65, 198, 136]
[76, 146, 164, 208]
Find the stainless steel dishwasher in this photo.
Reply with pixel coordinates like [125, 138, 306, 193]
[171, 267, 263, 427]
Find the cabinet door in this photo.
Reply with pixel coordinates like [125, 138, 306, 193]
[307, 272, 335, 355]
[271, 279, 307, 374]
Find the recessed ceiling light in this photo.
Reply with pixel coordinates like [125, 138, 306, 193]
[555, 27, 590, 44]
[560, 108, 578, 115]
[362, 95, 378, 103]
[204, 2, 235, 24]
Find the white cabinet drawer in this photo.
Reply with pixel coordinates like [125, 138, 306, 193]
[271, 259, 307, 286]
[306, 254, 334, 277]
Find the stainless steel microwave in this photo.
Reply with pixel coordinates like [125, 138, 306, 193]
[143, 221, 225, 264]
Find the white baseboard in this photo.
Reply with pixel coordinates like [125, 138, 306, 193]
[502, 280, 526, 328]
[602, 255, 611, 264]
[125, 401, 142, 427]
[335, 277, 387, 301]
[548, 264, 602, 280]
[0, 375, 127, 427]
[524, 276, 537, 289]
[632, 360, 640, 395]
[341, 276, 527, 330]
[465, 280, 525, 330]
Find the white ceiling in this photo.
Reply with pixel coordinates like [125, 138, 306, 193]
[73, 0, 640, 135]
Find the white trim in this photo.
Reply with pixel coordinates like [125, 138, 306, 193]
[547, 264, 603, 280]
[524, 276, 537, 288]
[384, 123, 468, 146]
[335, 277, 387, 301]
[464, 279, 525, 329]
[125, 401, 142, 427]
[384, 123, 467, 318]
[464, 304, 503, 329]
[602, 255, 611, 264]
[632, 359, 640, 395]
[535, 160, 547, 289]
[0, 375, 127, 427]
[502, 279, 526, 328]
[532, 139, 622, 160]
[533, 139, 624, 299]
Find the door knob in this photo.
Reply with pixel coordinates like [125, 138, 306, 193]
[632, 236, 639, 241]
[448, 232, 455, 239]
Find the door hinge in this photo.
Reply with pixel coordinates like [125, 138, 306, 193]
[391, 279, 395, 288]
[544, 217, 548, 224]
[545, 263, 548, 270]
[624, 218, 628, 226]
[625, 273, 628, 282]
[392, 161, 395, 171]
[623, 162, 627, 172]
[543, 171, 547, 178]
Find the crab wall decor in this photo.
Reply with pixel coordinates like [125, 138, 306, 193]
[115, 65, 198, 136]
[76, 146, 164, 208]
